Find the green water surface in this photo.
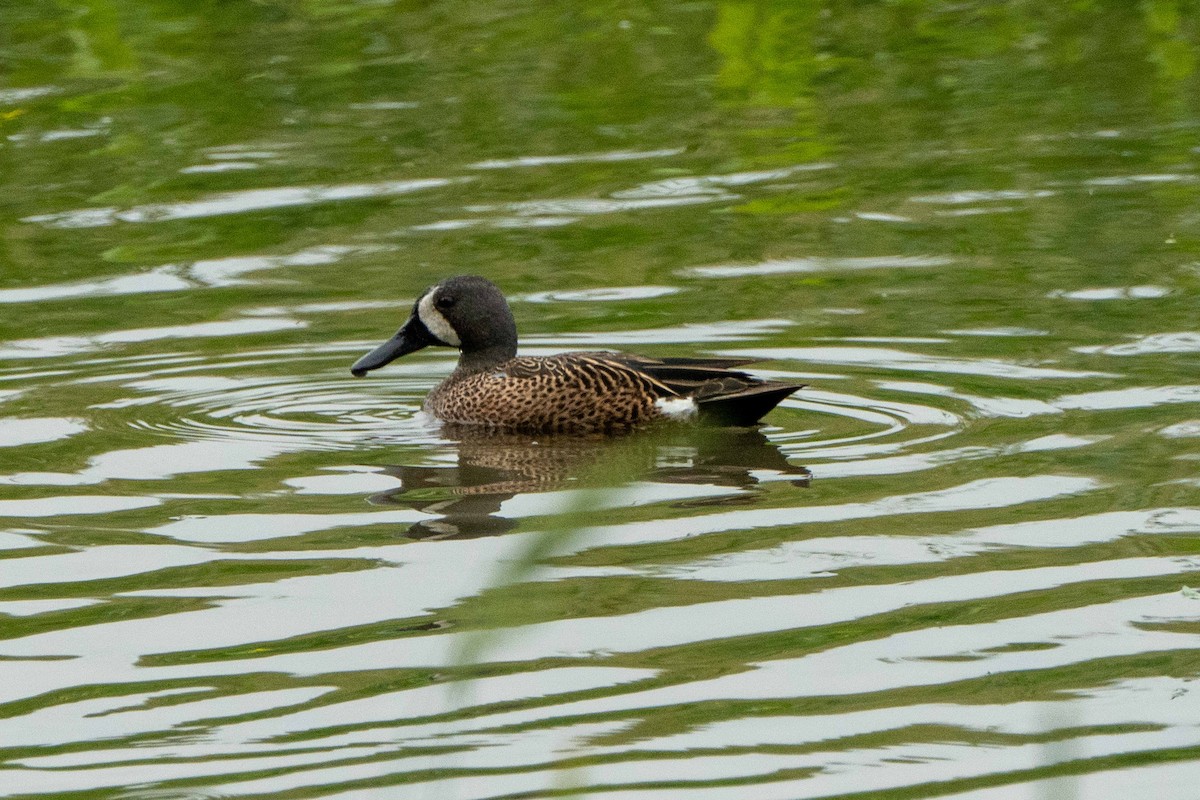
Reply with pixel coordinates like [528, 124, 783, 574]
[1, 2, 1200, 798]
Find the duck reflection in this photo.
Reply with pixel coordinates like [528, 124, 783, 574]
[368, 425, 810, 540]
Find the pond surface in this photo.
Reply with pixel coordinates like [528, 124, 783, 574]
[3, 2, 1200, 798]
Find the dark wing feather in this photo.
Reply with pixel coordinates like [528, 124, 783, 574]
[615, 355, 758, 386]
[500, 352, 801, 427]
[607, 353, 803, 425]
[692, 382, 802, 426]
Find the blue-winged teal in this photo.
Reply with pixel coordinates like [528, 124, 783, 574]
[350, 275, 802, 434]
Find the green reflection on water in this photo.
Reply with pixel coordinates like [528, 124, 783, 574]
[2, 1, 1200, 798]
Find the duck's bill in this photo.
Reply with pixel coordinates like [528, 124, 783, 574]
[350, 316, 436, 376]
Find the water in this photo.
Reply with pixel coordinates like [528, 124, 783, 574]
[2, 2, 1200, 797]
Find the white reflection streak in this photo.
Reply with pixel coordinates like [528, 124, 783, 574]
[638, 676, 1199, 751]
[0, 562, 1192, 793]
[0, 265, 193, 304]
[0, 545, 246, 589]
[521, 285, 681, 303]
[0, 245, 386, 304]
[724, 346, 1112, 379]
[1, 744, 388, 795]
[1053, 285, 1169, 300]
[0, 440, 294, 487]
[466, 194, 731, 217]
[9, 671, 650, 770]
[493, 557, 1177, 670]
[793, 387, 960, 426]
[201, 677, 1200, 800]
[0, 687, 328, 750]
[468, 147, 684, 169]
[189, 244, 383, 287]
[612, 163, 831, 199]
[0, 86, 58, 105]
[0, 317, 306, 360]
[23, 177, 468, 228]
[219, 749, 796, 799]
[615, 590, 1200, 706]
[910, 189, 1057, 203]
[140, 626, 1200, 798]
[416, 576, 1200, 740]
[686, 255, 953, 278]
[0, 417, 87, 447]
[875, 380, 1063, 418]
[1055, 385, 1200, 410]
[522, 318, 794, 346]
[942, 761, 1200, 800]
[1075, 332, 1200, 355]
[0, 478, 1096, 660]
[1085, 173, 1193, 187]
[878, 380, 1200, 416]
[452, 163, 829, 226]
[0, 474, 1101, 693]
[224, 670, 651, 747]
[794, 433, 1099, 481]
[0, 496, 160, 517]
[145, 508, 429, 543]
[548, 734, 1200, 800]
[547, 475, 1101, 556]
[630, 506, 1198, 583]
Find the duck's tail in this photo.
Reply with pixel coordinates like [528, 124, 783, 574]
[695, 382, 803, 427]
[606, 353, 804, 427]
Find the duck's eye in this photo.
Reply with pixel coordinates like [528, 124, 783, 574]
[435, 295, 456, 310]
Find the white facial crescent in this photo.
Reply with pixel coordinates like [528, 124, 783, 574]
[417, 291, 461, 347]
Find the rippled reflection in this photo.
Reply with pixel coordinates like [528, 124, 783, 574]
[24, 178, 468, 228]
[4, 2, 1200, 797]
[368, 426, 812, 540]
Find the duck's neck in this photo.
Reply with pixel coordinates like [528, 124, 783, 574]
[455, 342, 517, 375]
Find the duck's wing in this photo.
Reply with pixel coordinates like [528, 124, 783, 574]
[500, 353, 801, 427]
[603, 354, 755, 391]
[692, 381, 802, 426]
[501, 353, 667, 389]
[499, 353, 676, 402]
[608, 353, 804, 426]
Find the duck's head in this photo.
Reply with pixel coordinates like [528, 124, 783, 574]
[350, 275, 517, 376]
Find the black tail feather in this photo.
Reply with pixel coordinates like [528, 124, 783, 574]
[602, 352, 804, 427]
[695, 382, 803, 426]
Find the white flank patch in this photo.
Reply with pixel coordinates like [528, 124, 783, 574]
[417, 291, 461, 346]
[656, 396, 698, 419]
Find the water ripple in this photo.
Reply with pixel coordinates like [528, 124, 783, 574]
[685, 255, 953, 278]
[23, 178, 468, 228]
[726, 346, 1114, 379]
[468, 147, 685, 169]
[115, 373, 436, 451]
[0, 318, 307, 360]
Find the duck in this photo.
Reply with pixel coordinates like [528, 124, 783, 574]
[350, 275, 802, 434]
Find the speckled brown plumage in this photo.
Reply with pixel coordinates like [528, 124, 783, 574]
[428, 353, 669, 434]
[351, 276, 803, 434]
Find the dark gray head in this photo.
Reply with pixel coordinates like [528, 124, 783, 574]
[350, 275, 518, 376]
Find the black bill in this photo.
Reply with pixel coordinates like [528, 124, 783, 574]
[350, 315, 438, 376]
